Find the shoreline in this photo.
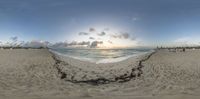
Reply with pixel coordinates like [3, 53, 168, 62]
[50, 49, 156, 85]
[49, 48, 154, 64]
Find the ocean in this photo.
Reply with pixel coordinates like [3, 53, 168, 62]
[50, 48, 153, 63]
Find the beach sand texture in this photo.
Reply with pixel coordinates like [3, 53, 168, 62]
[0, 49, 200, 99]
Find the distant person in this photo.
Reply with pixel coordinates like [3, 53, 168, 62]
[183, 48, 186, 52]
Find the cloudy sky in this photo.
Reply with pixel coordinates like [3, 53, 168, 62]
[1, 0, 200, 48]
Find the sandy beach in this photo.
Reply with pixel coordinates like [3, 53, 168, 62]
[1, 49, 200, 99]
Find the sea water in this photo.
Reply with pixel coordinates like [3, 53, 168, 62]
[50, 48, 153, 63]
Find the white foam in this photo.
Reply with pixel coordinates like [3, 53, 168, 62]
[49, 49, 96, 62]
[96, 52, 151, 64]
[96, 55, 133, 64]
[49, 49, 153, 64]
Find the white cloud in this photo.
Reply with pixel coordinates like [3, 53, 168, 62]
[51, 41, 91, 48]
[23, 40, 50, 48]
[78, 32, 89, 35]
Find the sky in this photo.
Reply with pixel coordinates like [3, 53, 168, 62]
[0, 0, 200, 48]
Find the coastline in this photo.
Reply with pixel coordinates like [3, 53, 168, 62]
[49, 48, 153, 64]
[50, 49, 155, 85]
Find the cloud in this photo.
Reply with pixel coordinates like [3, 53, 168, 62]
[8, 36, 27, 47]
[51, 42, 68, 48]
[68, 41, 90, 46]
[77, 41, 90, 45]
[18, 41, 25, 46]
[104, 28, 110, 31]
[90, 41, 103, 48]
[131, 37, 137, 41]
[78, 32, 89, 35]
[51, 41, 90, 48]
[23, 40, 50, 48]
[108, 40, 113, 44]
[97, 32, 106, 36]
[68, 41, 77, 45]
[89, 28, 96, 32]
[10, 36, 18, 42]
[111, 33, 130, 39]
[121, 33, 129, 39]
[89, 37, 95, 40]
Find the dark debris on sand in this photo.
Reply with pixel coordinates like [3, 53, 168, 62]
[50, 51, 156, 85]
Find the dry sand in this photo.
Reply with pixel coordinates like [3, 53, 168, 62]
[0, 49, 200, 99]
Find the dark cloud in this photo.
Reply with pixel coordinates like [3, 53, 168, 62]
[89, 28, 95, 32]
[89, 37, 95, 40]
[78, 32, 89, 35]
[121, 33, 129, 39]
[111, 33, 130, 39]
[97, 32, 106, 36]
[90, 41, 103, 48]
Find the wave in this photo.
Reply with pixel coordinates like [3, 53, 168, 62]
[49, 49, 97, 62]
[49, 49, 153, 64]
[96, 52, 150, 64]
